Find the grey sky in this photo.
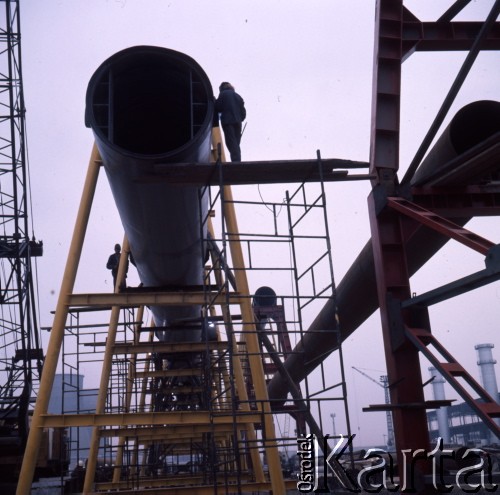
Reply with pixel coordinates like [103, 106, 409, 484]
[20, 1, 500, 446]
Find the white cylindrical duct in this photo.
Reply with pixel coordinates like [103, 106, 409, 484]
[476, 343, 499, 401]
[428, 367, 450, 444]
[475, 343, 500, 435]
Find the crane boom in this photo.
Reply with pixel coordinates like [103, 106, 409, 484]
[352, 367, 395, 448]
[352, 366, 384, 388]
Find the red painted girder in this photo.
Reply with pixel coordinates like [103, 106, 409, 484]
[369, 0, 403, 181]
[387, 197, 495, 255]
[369, 2, 433, 473]
[403, 21, 500, 57]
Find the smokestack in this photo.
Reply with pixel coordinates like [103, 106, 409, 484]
[428, 367, 450, 444]
[476, 343, 499, 400]
[475, 343, 500, 438]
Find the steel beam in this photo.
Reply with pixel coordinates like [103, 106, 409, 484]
[134, 368, 203, 378]
[38, 411, 264, 428]
[368, 2, 432, 490]
[387, 197, 496, 254]
[403, 20, 500, 57]
[137, 158, 370, 185]
[98, 424, 237, 439]
[104, 340, 231, 355]
[95, 473, 256, 490]
[67, 291, 242, 307]
[88, 480, 298, 495]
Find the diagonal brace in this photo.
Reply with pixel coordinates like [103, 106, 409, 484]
[387, 197, 495, 255]
[403, 247, 500, 307]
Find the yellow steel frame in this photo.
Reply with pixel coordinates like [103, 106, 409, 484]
[17, 144, 102, 495]
[16, 135, 287, 494]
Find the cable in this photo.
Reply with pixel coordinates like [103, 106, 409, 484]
[256, 183, 285, 217]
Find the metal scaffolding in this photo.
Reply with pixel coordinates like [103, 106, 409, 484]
[16, 126, 362, 493]
[14, 3, 500, 494]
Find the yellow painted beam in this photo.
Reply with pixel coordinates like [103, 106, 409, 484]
[87, 479, 298, 494]
[39, 411, 264, 428]
[16, 145, 102, 495]
[99, 425, 237, 438]
[114, 433, 231, 443]
[109, 340, 231, 355]
[134, 368, 203, 378]
[68, 291, 244, 307]
[95, 472, 258, 490]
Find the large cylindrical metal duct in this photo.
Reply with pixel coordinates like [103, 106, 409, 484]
[268, 100, 500, 403]
[85, 46, 214, 343]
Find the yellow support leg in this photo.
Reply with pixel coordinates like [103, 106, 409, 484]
[16, 144, 102, 495]
[83, 235, 130, 493]
[207, 217, 261, 479]
[212, 129, 286, 494]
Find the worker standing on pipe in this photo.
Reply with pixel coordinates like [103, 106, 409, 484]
[106, 243, 128, 289]
[215, 82, 246, 162]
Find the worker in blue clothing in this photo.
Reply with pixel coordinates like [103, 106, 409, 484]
[215, 82, 246, 162]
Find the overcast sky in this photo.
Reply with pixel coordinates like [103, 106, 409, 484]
[20, 1, 500, 447]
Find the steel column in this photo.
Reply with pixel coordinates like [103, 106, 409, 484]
[369, 0, 431, 489]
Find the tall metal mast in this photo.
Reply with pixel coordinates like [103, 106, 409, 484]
[0, 0, 43, 446]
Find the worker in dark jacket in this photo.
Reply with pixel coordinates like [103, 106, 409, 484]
[106, 243, 129, 289]
[215, 82, 246, 162]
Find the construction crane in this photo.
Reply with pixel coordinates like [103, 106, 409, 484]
[0, 0, 46, 487]
[352, 366, 395, 449]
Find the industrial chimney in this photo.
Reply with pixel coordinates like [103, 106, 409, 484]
[428, 367, 451, 444]
[475, 343, 500, 440]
